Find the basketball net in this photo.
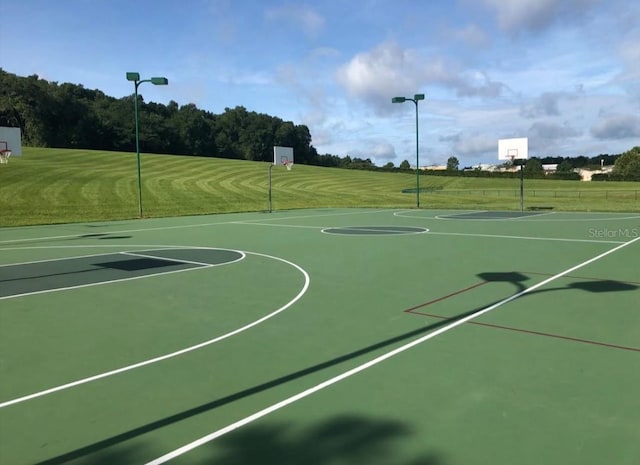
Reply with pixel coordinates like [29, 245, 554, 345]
[283, 160, 293, 171]
[0, 150, 11, 164]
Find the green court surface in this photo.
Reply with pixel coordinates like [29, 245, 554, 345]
[1, 208, 639, 465]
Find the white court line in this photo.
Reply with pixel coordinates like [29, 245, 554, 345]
[232, 222, 323, 230]
[145, 235, 640, 465]
[0, 209, 389, 245]
[0, 264, 216, 301]
[0, 251, 121, 267]
[0, 248, 224, 268]
[426, 231, 624, 244]
[509, 211, 556, 220]
[0, 250, 309, 408]
[321, 226, 429, 236]
[394, 210, 640, 222]
[232, 222, 621, 244]
[119, 251, 222, 268]
[0, 248, 243, 302]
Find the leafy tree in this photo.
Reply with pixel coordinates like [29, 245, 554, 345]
[399, 160, 411, 170]
[446, 156, 459, 171]
[314, 153, 342, 167]
[523, 157, 544, 176]
[613, 146, 640, 180]
[339, 155, 352, 168]
[556, 159, 574, 173]
[286, 124, 312, 164]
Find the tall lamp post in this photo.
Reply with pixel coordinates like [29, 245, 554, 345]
[392, 93, 425, 208]
[126, 72, 168, 218]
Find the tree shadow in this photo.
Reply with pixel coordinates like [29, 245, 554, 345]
[33, 270, 637, 465]
[69, 416, 445, 465]
[71, 443, 152, 465]
[201, 415, 445, 465]
[34, 312, 470, 465]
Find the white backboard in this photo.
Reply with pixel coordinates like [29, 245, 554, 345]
[0, 127, 22, 156]
[498, 137, 528, 160]
[273, 146, 293, 165]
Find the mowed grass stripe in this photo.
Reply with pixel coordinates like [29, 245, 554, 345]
[1, 147, 638, 226]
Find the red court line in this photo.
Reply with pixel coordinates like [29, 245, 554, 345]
[405, 275, 639, 352]
[404, 281, 489, 313]
[408, 310, 640, 352]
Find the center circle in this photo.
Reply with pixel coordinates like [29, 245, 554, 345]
[322, 226, 429, 235]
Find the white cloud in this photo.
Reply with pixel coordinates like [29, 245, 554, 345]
[616, 38, 640, 102]
[350, 140, 397, 162]
[529, 121, 581, 140]
[451, 24, 490, 48]
[453, 134, 499, 159]
[520, 91, 582, 118]
[264, 4, 325, 38]
[336, 41, 425, 104]
[481, 0, 601, 32]
[591, 114, 640, 140]
[455, 70, 506, 98]
[336, 40, 507, 113]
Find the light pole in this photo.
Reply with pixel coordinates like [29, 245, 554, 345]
[392, 93, 425, 208]
[126, 72, 168, 218]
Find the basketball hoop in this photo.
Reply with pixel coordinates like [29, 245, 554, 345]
[283, 160, 293, 171]
[0, 150, 11, 164]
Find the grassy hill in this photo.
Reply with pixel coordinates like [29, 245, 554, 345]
[0, 148, 638, 226]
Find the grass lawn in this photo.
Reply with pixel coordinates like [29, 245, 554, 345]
[0, 147, 638, 226]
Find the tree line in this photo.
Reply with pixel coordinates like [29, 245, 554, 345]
[1, 69, 637, 179]
[0, 69, 365, 168]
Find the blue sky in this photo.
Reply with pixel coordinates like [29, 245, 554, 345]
[2, 0, 639, 166]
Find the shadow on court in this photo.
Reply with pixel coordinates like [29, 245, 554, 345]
[79, 233, 133, 240]
[0, 254, 201, 298]
[35, 313, 465, 465]
[65, 416, 445, 465]
[206, 416, 445, 465]
[477, 271, 638, 295]
[34, 272, 637, 465]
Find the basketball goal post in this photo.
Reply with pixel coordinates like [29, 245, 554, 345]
[0, 141, 11, 164]
[268, 146, 294, 213]
[0, 127, 22, 165]
[498, 138, 529, 212]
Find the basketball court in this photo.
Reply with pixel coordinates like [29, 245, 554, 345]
[1, 208, 638, 465]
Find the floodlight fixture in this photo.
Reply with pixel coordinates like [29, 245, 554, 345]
[392, 93, 426, 208]
[126, 72, 169, 218]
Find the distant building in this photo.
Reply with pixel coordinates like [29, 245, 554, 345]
[577, 166, 614, 181]
[463, 164, 501, 171]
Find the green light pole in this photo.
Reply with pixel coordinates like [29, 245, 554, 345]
[126, 72, 168, 218]
[392, 93, 425, 208]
